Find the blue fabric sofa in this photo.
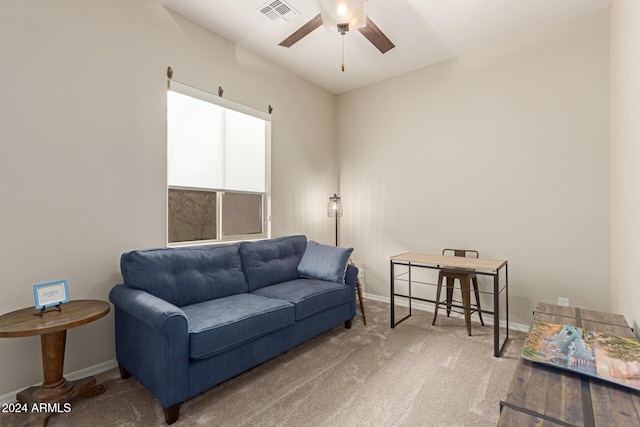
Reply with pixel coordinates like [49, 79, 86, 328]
[108, 235, 357, 424]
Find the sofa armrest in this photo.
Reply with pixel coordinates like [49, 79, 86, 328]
[345, 264, 358, 289]
[109, 284, 187, 335]
[109, 285, 189, 408]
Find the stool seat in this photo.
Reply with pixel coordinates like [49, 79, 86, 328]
[432, 249, 484, 335]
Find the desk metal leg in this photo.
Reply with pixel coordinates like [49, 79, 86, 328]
[390, 260, 395, 328]
[390, 260, 412, 328]
[493, 273, 499, 357]
[505, 263, 509, 348]
[493, 264, 510, 357]
[408, 262, 412, 318]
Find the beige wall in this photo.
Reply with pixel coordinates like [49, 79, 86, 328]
[610, 0, 640, 335]
[337, 10, 610, 326]
[0, 0, 337, 396]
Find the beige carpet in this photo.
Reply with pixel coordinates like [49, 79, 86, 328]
[2, 300, 525, 427]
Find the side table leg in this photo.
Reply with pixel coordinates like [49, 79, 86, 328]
[32, 331, 73, 401]
[15, 331, 72, 427]
[16, 330, 106, 425]
[356, 278, 367, 325]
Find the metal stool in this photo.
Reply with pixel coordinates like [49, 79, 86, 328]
[431, 249, 484, 335]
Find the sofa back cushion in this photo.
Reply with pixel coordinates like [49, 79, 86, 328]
[239, 235, 307, 291]
[120, 244, 248, 307]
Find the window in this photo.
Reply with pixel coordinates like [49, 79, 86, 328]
[167, 81, 270, 244]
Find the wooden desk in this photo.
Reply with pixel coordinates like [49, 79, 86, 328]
[498, 303, 640, 426]
[0, 300, 110, 423]
[390, 252, 509, 357]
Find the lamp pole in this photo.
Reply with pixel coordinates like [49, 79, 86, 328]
[327, 194, 342, 246]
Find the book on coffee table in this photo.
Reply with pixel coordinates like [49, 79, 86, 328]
[521, 320, 640, 391]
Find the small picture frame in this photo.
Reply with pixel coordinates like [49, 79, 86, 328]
[33, 279, 70, 309]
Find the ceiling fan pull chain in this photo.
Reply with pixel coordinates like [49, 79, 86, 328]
[341, 34, 345, 72]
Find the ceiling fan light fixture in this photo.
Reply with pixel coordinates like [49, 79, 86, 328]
[318, 0, 367, 33]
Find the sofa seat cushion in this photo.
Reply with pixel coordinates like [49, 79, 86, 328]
[182, 294, 295, 360]
[250, 279, 351, 321]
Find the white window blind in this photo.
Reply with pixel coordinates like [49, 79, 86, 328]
[167, 83, 269, 193]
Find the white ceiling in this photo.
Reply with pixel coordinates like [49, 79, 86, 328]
[158, 0, 610, 94]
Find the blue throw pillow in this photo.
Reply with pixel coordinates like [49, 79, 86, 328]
[297, 240, 353, 284]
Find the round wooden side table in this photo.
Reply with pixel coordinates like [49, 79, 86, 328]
[0, 299, 110, 423]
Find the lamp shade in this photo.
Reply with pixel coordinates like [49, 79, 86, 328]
[327, 194, 343, 217]
[318, 0, 367, 33]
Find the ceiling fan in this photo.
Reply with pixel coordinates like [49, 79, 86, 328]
[278, 0, 395, 70]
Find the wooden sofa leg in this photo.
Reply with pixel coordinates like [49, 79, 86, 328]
[118, 363, 132, 379]
[164, 403, 181, 425]
[344, 318, 353, 329]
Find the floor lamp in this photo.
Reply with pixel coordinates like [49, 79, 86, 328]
[327, 193, 366, 325]
[327, 193, 343, 246]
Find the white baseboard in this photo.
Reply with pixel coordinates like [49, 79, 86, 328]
[363, 292, 530, 333]
[0, 359, 117, 405]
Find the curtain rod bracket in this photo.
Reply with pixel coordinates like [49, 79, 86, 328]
[218, 86, 224, 97]
[167, 66, 173, 79]
[268, 105, 273, 114]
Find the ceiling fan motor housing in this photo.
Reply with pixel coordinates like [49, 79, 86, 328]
[318, 0, 367, 33]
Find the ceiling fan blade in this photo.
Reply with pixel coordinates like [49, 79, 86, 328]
[279, 13, 323, 48]
[358, 16, 395, 54]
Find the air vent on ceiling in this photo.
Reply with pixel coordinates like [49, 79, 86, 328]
[257, 0, 300, 25]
